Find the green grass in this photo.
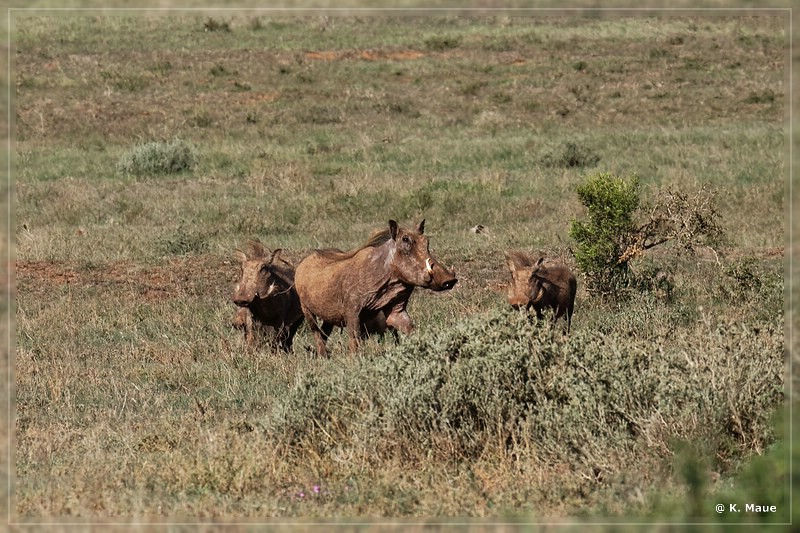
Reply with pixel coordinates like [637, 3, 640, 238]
[12, 12, 790, 524]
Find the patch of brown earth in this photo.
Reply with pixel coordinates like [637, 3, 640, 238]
[15, 256, 237, 302]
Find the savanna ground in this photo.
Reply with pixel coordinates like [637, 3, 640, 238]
[7, 9, 795, 529]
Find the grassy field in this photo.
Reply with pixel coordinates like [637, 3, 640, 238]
[10, 12, 791, 526]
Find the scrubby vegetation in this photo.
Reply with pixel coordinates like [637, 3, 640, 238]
[12, 13, 788, 524]
[272, 309, 783, 473]
[570, 172, 722, 296]
[117, 138, 198, 176]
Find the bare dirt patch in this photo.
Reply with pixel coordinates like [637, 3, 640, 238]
[15, 255, 235, 302]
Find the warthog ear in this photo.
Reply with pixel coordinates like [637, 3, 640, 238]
[529, 256, 545, 276]
[417, 219, 425, 234]
[269, 248, 282, 264]
[389, 220, 399, 241]
[505, 250, 529, 272]
[505, 252, 517, 273]
[233, 249, 247, 263]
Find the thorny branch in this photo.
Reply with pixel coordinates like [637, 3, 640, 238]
[617, 184, 722, 266]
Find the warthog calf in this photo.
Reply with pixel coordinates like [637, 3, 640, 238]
[232, 241, 304, 351]
[295, 219, 457, 357]
[505, 250, 577, 333]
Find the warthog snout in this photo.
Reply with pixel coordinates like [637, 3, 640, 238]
[439, 278, 457, 290]
[427, 259, 458, 292]
[231, 284, 252, 307]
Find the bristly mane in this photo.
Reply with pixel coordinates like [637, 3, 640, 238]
[506, 250, 539, 268]
[242, 240, 270, 260]
[237, 240, 295, 281]
[316, 226, 396, 261]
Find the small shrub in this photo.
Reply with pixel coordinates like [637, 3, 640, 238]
[424, 35, 462, 51]
[570, 173, 722, 296]
[461, 80, 488, 96]
[570, 172, 639, 293]
[744, 89, 776, 104]
[192, 112, 213, 128]
[117, 139, 198, 176]
[248, 17, 264, 31]
[158, 226, 209, 256]
[716, 257, 783, 318]
[482, 37, 514, 52]
[491, 92, 512, 104]
[298, 106, 341, 125]
[540, 141, 600, 169]
[204, 18, 231, 32]
[629, 262, 675, 302]
[209, 64, 229, 76]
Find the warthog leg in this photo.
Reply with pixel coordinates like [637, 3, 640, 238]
[385, 309, 414, 335]
[300, 303, 330, 358]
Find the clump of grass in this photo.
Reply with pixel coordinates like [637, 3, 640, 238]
[204, 18, 231, 32]
[158, 225, 209, 256]
[209, 64, 229, 76]
[424, 35, 462, 51]
[540, 141, 600, 168]
[744, 89, 776, 104]
[117, 139, 198, 176]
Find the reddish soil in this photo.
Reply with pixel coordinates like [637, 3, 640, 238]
[14, 255, 236, 302]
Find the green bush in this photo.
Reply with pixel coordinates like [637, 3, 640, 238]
[570, 173, 721, 297]
[570, 172, 640, 293]
[117, 138, 198, 176]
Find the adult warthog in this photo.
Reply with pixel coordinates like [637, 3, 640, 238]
[295, 219, 457, 357]
[505, 250, 577, 333]
[232, 241, 304, 351]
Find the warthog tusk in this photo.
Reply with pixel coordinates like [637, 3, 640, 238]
[425, 258, 433, 273]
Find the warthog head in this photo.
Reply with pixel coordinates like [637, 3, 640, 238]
[389, 219, 457, 291]
[505, 250, 540, 309]
[505, 251, 577, 333]
[232, 242, 293, 307]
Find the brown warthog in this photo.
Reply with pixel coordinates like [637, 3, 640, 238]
[505, 251, 577, 333]
[232, 241, 304, 351]
[295, 219, 457, 357]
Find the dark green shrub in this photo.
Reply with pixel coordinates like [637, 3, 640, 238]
[203, 18, 231, 32]
[424, 35, 462, 51]
[540, 141, 601, 168]
[570, 172, 640, 293]
[117, 138, 198, 176]
[744, 89, 776, 104]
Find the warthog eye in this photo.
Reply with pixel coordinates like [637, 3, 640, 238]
[260, 265, 269, 274]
